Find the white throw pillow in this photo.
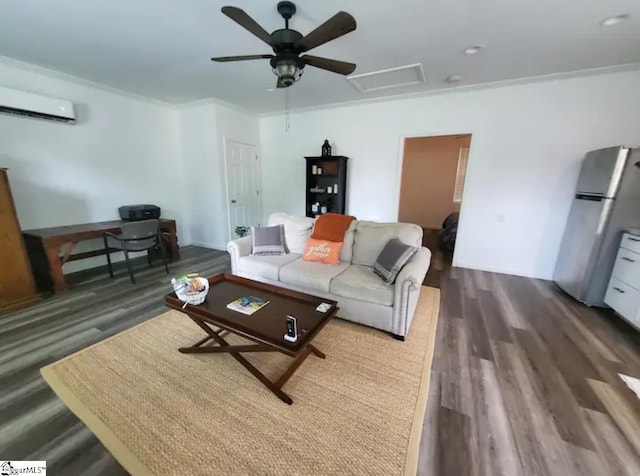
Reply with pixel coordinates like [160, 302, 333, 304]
[267, 212, 289, 227]
[283, 215, 314, 254]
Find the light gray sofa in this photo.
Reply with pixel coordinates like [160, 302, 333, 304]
[227, 213, 432, 339]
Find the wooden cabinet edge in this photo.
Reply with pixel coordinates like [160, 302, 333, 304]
[0, 169, 39, 313]
[0, 295, 40, 315]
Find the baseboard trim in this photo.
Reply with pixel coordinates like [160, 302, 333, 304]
[452, 262, 547, 280]
[190, 241, 227, 251]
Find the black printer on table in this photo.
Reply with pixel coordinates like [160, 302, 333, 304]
[118, 204, 161, 221]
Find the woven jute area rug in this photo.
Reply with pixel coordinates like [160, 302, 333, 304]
[41, 286, 440, 476]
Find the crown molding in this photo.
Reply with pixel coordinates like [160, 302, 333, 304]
[258, 62, 640, 118]
[175, 96, 256, 116]
[0, 55, 176, 108]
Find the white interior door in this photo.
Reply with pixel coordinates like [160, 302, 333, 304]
[225, 139, 261, 239]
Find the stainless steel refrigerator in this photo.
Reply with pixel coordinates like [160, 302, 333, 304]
[554, 146, 640, 306]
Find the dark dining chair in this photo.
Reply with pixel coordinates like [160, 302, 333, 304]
[103, 219, 168, 284]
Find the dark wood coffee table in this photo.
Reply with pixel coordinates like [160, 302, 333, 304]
[164, 274, 338, 404]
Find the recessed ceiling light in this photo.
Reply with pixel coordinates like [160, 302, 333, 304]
[446, 74, 462, 83]
[464, 46, 482, 55]
[600, 14, 630, 26]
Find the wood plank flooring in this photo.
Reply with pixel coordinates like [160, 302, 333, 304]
[421, 228, 453, 288]
[1, 244, 639, 475]
[420, 266, 640, 476]
[0, 246, 231, 475]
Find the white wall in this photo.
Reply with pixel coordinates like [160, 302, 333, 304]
[178, 101, 260, 250]
[178, 104, 217, 248]
[260, 70, 640, 279]
[0, 59, 184, 273]
[5, 55, 638, 281]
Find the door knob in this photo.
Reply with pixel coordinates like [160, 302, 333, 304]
[231, 200, 237, 203]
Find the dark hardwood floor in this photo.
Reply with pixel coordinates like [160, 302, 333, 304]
[421, 227, 453, 288]
[1, 244, 639, 475]
[418, 230, 640, 475]
[0, 247, 230, 475]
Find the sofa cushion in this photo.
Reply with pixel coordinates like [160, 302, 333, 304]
[279, 259, 349, 293]
[268, 213, 314, 255]
[267, 212, 289, 227]
[339, 220, 357, 263]
[237, 253, 301, 281]
[329, 265, 394, 306]
[283, 215, 314, 254]
[352, 221, 423, 267]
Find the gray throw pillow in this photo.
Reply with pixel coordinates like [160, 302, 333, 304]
[252, 225, 287, 256]
[373, 238, 418, 284]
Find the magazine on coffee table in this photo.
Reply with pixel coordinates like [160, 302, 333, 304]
[226, 296, 270, 315]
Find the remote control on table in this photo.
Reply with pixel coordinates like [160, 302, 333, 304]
[284, 315, 298, 343]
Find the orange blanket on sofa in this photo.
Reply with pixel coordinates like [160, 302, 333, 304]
[311, 213, 356, 242]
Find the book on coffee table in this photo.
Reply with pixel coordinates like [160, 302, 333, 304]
[226, 296, 269, 315]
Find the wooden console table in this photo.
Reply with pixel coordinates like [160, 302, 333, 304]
[22, 219, 179, 293]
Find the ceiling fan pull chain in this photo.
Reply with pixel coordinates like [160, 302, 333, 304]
[284, 87, 290, 132]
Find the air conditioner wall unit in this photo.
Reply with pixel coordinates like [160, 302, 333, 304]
[0, 86, 75, 123]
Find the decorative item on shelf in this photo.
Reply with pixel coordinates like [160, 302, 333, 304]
[235, 226, 250, 238]
[311, 202, 320, 214]
[322, 139, 332, 156]
[320, 205, 328, 214]
[322, 161, 338, 175]
[317, 167, 323, 175]
[312, 164, 318, 175]
[333, 184, 338, 194]
[310, 186, 326, 193]
[327, 186, 333, 194]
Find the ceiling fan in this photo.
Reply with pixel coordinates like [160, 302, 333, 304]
[211, 1, 357, 89]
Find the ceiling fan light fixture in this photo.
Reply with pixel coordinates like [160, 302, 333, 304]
[273, 59, 303, 87]
[213, 3, 356, 90]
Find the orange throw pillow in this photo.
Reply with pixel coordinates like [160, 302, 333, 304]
[302, 238, 344, 265]
[312, 213, 356, 242]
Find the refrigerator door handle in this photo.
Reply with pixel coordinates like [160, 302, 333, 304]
[575, 193, 606, 201]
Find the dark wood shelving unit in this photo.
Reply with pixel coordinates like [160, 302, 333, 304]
[305, 156, 348, 218]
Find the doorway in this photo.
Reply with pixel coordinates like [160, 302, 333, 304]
[398, 134, 472, 284]
[224, 139, 261, 241]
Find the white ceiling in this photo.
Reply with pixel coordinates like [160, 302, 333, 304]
[0, 0, 638, 113]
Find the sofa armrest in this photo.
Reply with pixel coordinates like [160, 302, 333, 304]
[396, 247, 432, 289]
[227, 236, 252, 274]
[391, 247, 432, 337]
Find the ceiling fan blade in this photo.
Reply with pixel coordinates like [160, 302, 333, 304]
[221, 6, 273, 46]
[302, 55, 356, 75]
[211, 54, 273, 62]
[277, 77, 288, 88]
[295, 11, 356, 52]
